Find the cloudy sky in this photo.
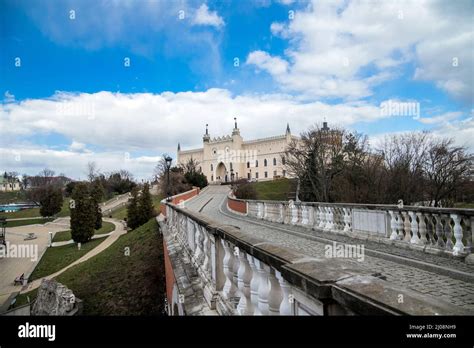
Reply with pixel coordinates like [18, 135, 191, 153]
[1, 0, 472, 180]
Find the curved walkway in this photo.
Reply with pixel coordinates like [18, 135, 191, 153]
[184, 185, 474, 312]
[20, 218, 127, 294]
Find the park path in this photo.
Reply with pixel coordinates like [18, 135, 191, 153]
[19, 218, 127, 294]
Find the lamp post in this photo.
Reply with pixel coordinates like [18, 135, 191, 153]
[230, 168, 234, 182]
[165, 155, 172, 202]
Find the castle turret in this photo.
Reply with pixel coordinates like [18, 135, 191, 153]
[232, 117, 240, 136]
[177, 142, 181, 152]
[203, 124, 210, 143]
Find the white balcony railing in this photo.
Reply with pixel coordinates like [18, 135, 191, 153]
[242, 200, 473, 257]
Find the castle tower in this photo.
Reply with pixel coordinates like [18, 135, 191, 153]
[203, 123, 210, 143]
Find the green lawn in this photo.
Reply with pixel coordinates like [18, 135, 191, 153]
[5, 217, 54, 228]
[251, 178, 296, 201]
[3, 199, 70, 219]
[52, 221, 115, 242]
[0, 190, 28, 204]
[17, 219, 165, 315]
[28, 238, 105, 282]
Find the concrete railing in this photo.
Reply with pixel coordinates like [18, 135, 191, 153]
[228, 198, 474, 257]
[159, 187, 201, 216]
[161, 203, 469, 316]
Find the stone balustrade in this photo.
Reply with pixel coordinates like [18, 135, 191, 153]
[161, 203, 470, 316]
[238, 199, 474, 257]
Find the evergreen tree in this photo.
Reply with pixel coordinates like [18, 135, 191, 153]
[39, 186, 63, 217]
[126, 186, 140, 229]
[70, 182, 96, 243]
[90, 179, 104, 230]
[138, 183, 154, 225]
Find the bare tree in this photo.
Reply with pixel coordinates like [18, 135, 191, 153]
[422, 138, 471, 207]
[86, 161, 99, 182]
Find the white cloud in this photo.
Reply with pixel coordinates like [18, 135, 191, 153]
[246, 50, 288, 75]
[247, 0, 473, 102]
[192, 4, 225, 28]
[417, 111, 462, 125]
[2, 89, 471, 179]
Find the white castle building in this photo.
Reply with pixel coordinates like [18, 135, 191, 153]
[177, 119, 299, 183]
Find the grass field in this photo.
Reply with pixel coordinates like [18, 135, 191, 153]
[5, 218, 54, 228]
[251, 178, 296, 201]
[28, 238, 106, 282]
[17, 219, 165, 315]
[52, 221, 115, 242]
[0, 191, 28, 204]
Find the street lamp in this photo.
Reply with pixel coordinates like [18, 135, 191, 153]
[230, 168, 234, 182]
[165, 155, 173, 202]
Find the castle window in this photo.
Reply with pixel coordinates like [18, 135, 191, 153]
[230, 162, 233, 170]
[282, 157, 286, 165]
[264, 159, 267, 167]
[282, 170, 286, 177]
[211, 175, 214, 181]
[255, 160, 259, 167]
[273, 170, 277, 177]
[247, 173, 251, 180]
[211, 164, 213, 171]
[273, 158, 277, 166]
[264, 172, 268, 178]
[256, 172, 259, 179]
[247, 162, 250, 168]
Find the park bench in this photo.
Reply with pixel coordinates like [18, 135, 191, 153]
[14, 273, 24, 286]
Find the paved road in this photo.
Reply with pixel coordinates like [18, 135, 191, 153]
[184, 185, 474, 312]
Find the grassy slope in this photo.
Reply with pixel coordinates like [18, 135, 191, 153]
[251, 178, 295, 201]
[5, 218, 54, 228]
[52, 221, 115, 242]
[110, 194, 162, 220]
[29, 238, 105, 281]
[18, 219, 165, 315]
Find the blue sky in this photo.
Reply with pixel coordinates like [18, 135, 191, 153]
[0, 0, 473, 179]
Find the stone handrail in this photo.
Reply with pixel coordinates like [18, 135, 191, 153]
[228, 197, 473, 257]
[163, 203, 469, 315]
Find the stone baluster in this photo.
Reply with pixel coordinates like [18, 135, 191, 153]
[278, 203, 284, 223]
[343, 207, 352, 233]
[255, 259, 270, 315]
[268, 268, 283, 315]
[409, 211, 420, 244]
[237, 250, 254, 315]
[452, 214, 465, 256]
[222, 240, 237, 300]
[319, 206, 326, 230]
[401, 211, 412, 242]
[434, 214, 445, 249]
[248, 255, 261, 314]
[325, 206, 334, 231]
[202, 228, 210, 275]
[193, 223, 202, 263]
[417, 213, 428, 244]
[301, 205, 309, 226]
[307, 204, 314, 228]
[388, 210, 399, 240]
[275, 271, 293, 315]
[425, 214, 436, 245]
[291, 204, 298, 225]
[465, 217, 473, 253]
[443, 214, 454, 251]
